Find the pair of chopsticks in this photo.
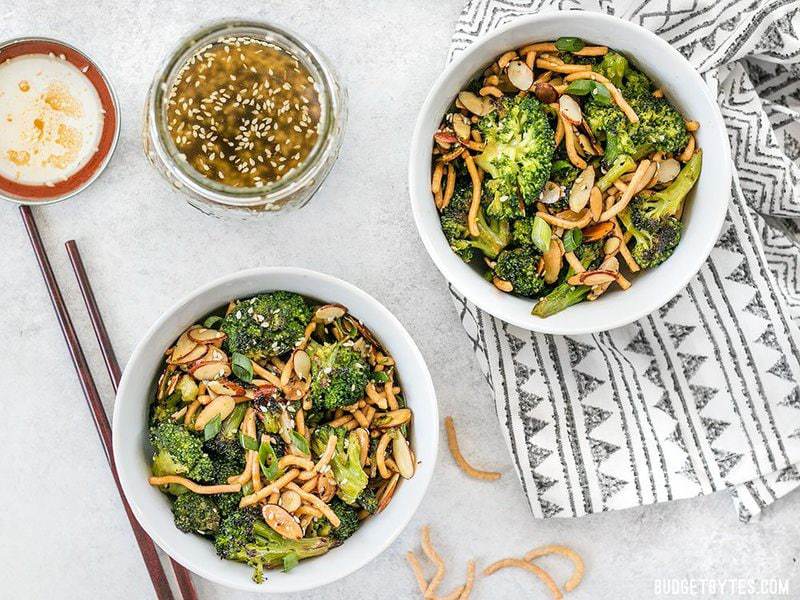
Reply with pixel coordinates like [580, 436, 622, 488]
[20, 206, 198, 600]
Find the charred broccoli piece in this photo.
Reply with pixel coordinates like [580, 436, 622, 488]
[204, 402, 248, 464]
[150, 422, 214, 492]
[494, 246, 545, 297]
[620, 151, 702, 269]
[151, 390, 183, 425]
[531, 243, 601, 317]
[594, 51, 628, 88]
[221, 292, 312, 361]
[475, 96, 555, 218]
[305, 498, 361, 542]
[440, 183, 510, 262]
[307, 342, 370, 410]
[311, 426, 368, 505]
[212, 457, 245, 517]
[172, 492, 221, 536]
[355, 488, 378, 515]
[253, 385, 284, 434]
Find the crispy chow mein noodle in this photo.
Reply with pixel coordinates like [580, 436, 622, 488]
[445, 416, 502, 481]
[524, 544, 585, 593]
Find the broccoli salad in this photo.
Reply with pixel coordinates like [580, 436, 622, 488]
[431, 37, 702, 317]
[147, 292, 414, 583]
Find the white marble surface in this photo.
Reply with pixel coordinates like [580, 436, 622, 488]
[3, 1, 799, 598]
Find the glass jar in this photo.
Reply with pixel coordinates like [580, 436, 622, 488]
[143, 20, 346, 218]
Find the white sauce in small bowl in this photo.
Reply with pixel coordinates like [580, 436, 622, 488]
[0, 53, 104, 186]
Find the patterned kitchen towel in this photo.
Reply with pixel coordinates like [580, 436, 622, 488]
[448, 0, 800, 521]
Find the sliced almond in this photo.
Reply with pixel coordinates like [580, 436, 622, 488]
[568, 269, 618, 286]
[604, 236, 621, 255]
[262, 504, 303, 540]
[392, 431, 415, 479]
[540, 180, 562, 205]
[187, 328, 227, 344]
[533, 82, 558, 104]
[373, 408, 412, 428]
[452, 113, 471, 140]
[492, 276, 513, 292]
[582, 221, 614, 242]
[279, 490, 301, 513]
[569, 165, 595, 212]
[559, 94, 582, 125]
[190, 360, 231, 381]
[316, 474, 337, 503]
[507, 60, 533, 91]
[377, 473, 400, 513]
[543, 239, 563, 284]
[200, 345, 228, 364]
[434, 130, 458, 148]
[458, 91, 493, 117]
[293, 349, 311, 380]
[656, 158, 681, 184]
[171, 329, 200, 363]
[170, 343, 207, 365]
[589, 186, 603, 221]
[314, 304, 346, 324]
[194, 394, 235, 431]
[206, 379, 245, 396]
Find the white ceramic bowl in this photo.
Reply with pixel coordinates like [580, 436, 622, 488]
[113, 267, 438, 593]
[409, 12, 731, 334]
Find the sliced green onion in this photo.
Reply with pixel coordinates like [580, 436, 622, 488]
[555, 37, 585, 53]
[564, 80, 595, 96]
[531, 215, 552, 254]
[231, 352, 253, 383]
[282, 551, 300, 572]
[203, 414, 222, 441]
[372, 371, 390, 383]
[562, 228, 583, 253]
[590, 83, 613, 106]
[290, 430, 310, 456]
[203, 315, 223, 329]
[239, 432, 258, 451]
[258, 440, 282, 481]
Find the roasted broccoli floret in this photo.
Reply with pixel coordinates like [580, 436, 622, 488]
[549, 158, 579, 188]
[150, 422, 214, 492]
[221, 292, 312, 361]
[172, 492, 221, 536]
[246, 522, 333, 582]
[305, 498, 360, 542]
[594, 51, 628, 88]
[585, 68, 688, 168]
[355, 488, 378, 515]
[475, 96, 555, 218]
[440, 183, 510, 262]
[214, 508, 260, 560]
[307, 342, 370, 410]
[493, 246, 545, 297]
[620, 151, 702, 269]
[212, 457, 245, 517]
[597, 155, 636, 192]
[253, 385, 284, 434]
[215, 508, 333, 582]
[204, 402, 248, 464]
[531, 243, 601, 317]
[311, 426, 368, 504]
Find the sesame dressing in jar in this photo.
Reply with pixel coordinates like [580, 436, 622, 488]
[145, 20, 346, 217]
[166, 37, 321, 188]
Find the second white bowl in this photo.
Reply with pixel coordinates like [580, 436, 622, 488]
[409, 12, 732, 334]
[113, 267, 438, 593]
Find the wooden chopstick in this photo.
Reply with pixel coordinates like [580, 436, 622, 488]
[19, 206, 175, 600]
[65, 239, 199, 600]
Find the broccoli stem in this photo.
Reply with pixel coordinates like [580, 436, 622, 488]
[597, 154, 636, 191]
[531, 284, 591, 318]
[650, 150, 702, 217]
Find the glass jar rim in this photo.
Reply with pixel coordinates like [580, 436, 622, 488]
[146, 19, 341, 207]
